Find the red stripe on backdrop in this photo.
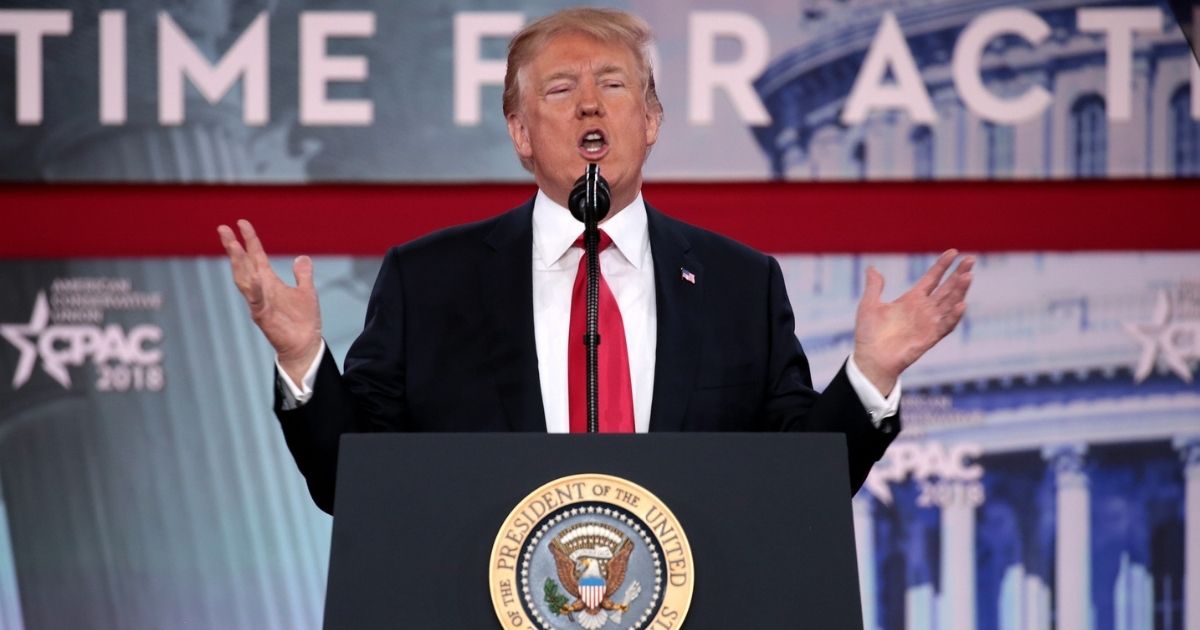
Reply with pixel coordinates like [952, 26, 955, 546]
[1, 179, 1197, 257]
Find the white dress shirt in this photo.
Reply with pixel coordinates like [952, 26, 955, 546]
[531, 190, 657, 432]
[278, 190, 900, 429]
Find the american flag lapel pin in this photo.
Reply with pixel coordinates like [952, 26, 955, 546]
[680, 268, 696, 284]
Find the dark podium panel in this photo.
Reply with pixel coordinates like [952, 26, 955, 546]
[324, 433, 864, 629]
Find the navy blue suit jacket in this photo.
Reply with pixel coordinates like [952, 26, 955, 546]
[275, 199, 898, 513]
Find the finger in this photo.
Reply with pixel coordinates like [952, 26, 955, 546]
[293, 255, 315, 291]
[218, 224, 270, 310]
[933, 256, 975, 305]
[936, 256, 974, 303]
[916, 249, 958, 295]
[237, 219, 270, 269]
[929, 302, 968, 344]
[942, 301, 968, 334]
[217, 224, 253, 286]
[950, 257, 976, 303]
[936, 278, 972, 320]
[217, 224, 244, 258]
[857, 266, 884, 307]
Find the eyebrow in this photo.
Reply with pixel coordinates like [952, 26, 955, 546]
[594, 64, 626, 77]
[541, 71, 578, 86]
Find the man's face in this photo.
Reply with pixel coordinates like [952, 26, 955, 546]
[507, 32, 661, 213]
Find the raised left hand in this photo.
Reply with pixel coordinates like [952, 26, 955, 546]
[853, 250, 974, 395]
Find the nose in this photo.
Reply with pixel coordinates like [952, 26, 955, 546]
[576, 83, 604, 118]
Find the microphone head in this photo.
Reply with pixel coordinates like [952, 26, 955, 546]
[568, 164, 611, 223]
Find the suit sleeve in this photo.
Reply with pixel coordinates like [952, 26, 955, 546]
[761, 256, 899, 495]
[273, 246, 410, 514]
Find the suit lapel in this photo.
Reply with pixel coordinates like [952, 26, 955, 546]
[646, 206, 703, 432]
[479, 200, 547, 432]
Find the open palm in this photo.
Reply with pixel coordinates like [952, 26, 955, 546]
[853, 250, 974, 394]
[217, 220, 323, 380]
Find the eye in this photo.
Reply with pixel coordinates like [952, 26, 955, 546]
[546, 84, 572, 96]
[602, 80, 625, 89]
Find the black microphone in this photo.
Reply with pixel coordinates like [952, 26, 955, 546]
[567, 164, 609, 433]
[568, 163, 611, 224]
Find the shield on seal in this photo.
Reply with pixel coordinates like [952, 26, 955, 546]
[579, 575, 605, 610]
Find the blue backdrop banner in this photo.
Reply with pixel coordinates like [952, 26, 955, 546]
[0, 0, 1196, 182]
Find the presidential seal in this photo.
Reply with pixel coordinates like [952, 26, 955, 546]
[490, 474, 694, 629]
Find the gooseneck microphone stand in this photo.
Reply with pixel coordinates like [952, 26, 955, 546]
[567, 163, 611, 433]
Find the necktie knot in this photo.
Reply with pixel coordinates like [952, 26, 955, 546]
[573, 230, 613, 252]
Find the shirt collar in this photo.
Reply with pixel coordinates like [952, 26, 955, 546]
[532, 189, 649, 270]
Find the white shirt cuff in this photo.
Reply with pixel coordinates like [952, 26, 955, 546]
[276, 339, 325, 410]
[845, 354, 901, 428]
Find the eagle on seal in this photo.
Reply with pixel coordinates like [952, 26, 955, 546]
[550, 537, 635, 629]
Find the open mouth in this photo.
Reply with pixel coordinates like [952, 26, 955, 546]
[578, 129, 608, 157]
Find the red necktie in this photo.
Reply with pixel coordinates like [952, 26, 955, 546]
[568, 230, 635, 433]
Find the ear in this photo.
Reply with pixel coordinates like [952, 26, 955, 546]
[644, 105, 661, 148]
[507, 113, 533, 159]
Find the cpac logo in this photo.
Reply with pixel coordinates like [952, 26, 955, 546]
[1124, 289, 1199, 384]
[0, 292, 163, 389]
[864, 441, 985, 508]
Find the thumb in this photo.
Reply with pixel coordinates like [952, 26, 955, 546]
[292, 255, 315, 291]
[863, 265, 884, 304]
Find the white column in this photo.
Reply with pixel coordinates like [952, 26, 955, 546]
[853, 495, 878, 630]
[1045, 444, 1091, 630]
[0, 495, 27, 630]
[1176, 437, 1200, 630]
[1114, 551, 1154, 630]
[1023, 572, 1051, 630]
[906, 583, 935, 630]
[905, 516, 936, 630]
[998, 565, 1023, 630]
[993, 561, 1051, 628]
[940, 488, 976, 630]
[1001, 564, 1051, 630]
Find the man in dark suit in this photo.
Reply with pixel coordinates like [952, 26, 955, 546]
[218, 8, 973, 515]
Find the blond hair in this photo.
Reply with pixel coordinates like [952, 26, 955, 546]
[502, 7, 663, 121]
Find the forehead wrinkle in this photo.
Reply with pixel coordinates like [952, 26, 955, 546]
[538, 64, 628, 89]
[512, 35, 645, 115]
[540, 59, 627, 79]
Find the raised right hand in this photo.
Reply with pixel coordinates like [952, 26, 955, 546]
[217, 219, 323, 383]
